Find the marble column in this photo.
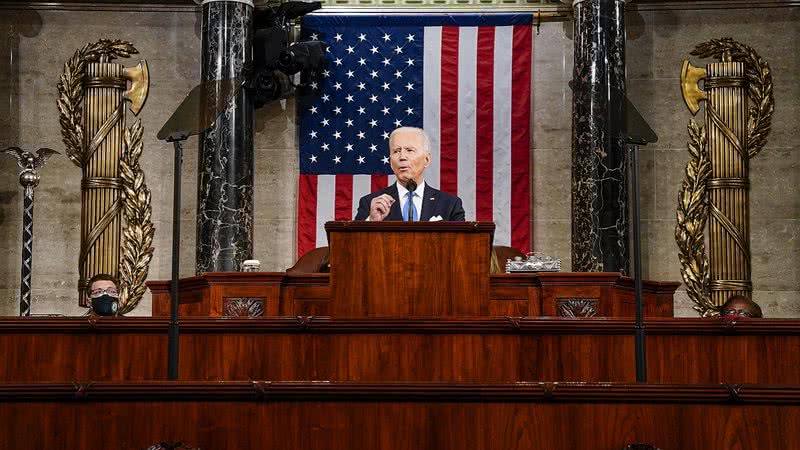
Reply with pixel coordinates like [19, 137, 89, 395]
[568, 0, 629, 273]
[196, 0, 254, 273]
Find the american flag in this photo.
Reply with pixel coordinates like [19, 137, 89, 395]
[297, 13, 533, 257]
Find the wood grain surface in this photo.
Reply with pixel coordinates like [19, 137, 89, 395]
[0, 382, 797, 450]
[148, 272, 678, 318]
[0, 317, 797, 384]
[327, 222, 493, 316]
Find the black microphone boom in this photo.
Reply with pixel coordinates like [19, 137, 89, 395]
[405, 180, 417, 221]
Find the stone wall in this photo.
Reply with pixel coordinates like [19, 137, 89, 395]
[0, 3, 797, 317]
[627, 5, 800, 316]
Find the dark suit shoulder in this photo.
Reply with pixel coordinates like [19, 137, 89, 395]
[422, 184, 465, 221]
[424, 185, 459, 203]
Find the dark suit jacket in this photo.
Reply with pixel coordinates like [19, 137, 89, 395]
[354, 183, 466, 221]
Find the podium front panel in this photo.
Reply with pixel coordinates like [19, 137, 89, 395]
[326, 222, 494, 317]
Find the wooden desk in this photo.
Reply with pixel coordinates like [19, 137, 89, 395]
[1, 317, 797, 384]
[0, 381, 797, 449]
[148, 272, 678, 318]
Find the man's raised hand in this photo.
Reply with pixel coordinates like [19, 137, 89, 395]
[368, 194, 395, 221]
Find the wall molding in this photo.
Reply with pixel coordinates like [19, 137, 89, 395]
[633, 0, 800, 11]
[0, 2, 198, 12]
[3, 0, 797, 13]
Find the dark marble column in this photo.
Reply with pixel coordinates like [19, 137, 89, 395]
[569, 0, 629, 274]
[196, 0, 254, 273]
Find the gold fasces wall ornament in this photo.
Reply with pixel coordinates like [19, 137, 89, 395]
[677, 38, 774, 317]
[57, 39, 154, 314]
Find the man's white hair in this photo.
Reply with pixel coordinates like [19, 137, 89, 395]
[389, 127, 431, 153]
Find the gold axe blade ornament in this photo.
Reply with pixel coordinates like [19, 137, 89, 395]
[57, 39, 155, 314]
[676, 38, 774, 317]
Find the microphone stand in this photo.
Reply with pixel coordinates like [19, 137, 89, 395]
[166, 136, 185, 380]
[628, 139, 646, 383]
[569, 80, 656, 383]
[620, 95, 658, 384]
[157, 79, 242, 380]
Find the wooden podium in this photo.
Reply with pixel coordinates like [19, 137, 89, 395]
[147, 218, 680, 318]
[326, 221, 494, 317]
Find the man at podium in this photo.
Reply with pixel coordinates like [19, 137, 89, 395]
[354, 127, 465, 222]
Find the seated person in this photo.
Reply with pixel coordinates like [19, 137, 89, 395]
[86, 273, 120, 315]
[719, 294, 763, 318]
[355, 127, 465, 221]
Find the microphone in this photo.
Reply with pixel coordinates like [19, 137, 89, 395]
[405, 180, 417, 221]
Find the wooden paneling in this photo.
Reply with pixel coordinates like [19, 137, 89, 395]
[178, 332, 633, 382]
[327, 222, 493, 317]
[0, 319, 168, 382]
[1, 318, 798, 384]
[0, 382, 798, 450]
[148, 272, 678, 318]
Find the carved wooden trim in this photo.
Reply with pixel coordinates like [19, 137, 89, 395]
[283, 273, 330, 286]
[147, 272, 287, 293]
[490, 274, 543, 288]
[557, 298, 598, 318]
[149, 273, 680, 296]
[199, 272, 287, 284]
[1, 317, 800, 335]
[148, 273, 330, 293]
[0, 382, 797, 404]
[535, 272, 622, 285]
[223, 298, 264, 317]
[325, 221, 495, 233]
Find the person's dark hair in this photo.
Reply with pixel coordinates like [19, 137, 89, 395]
[86, 273, 119, 296]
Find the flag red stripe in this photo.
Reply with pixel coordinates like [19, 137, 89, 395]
[510, 25, 532, 253]
[475, 27, 495, 222]
[297, 174, 318, 257]
[334, 175, 353, 220]
[439, 26, 460, 195]
[298, 21, 534, 256]
[371, 174, 388, 192]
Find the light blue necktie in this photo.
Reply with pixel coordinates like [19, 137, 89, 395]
[403, 191, 417, 222]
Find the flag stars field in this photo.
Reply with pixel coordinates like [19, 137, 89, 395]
[297, 15, 531, 254]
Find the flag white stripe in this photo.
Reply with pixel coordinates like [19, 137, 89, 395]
[492, 26, 514, 246]
[352, 174, 372, 219]
[456, 27, 477, 221]
[316, 175, 336, 247]
[422, 26, 442, 190]
[309, 25, 527, 249]
[388, 174, 397, 187]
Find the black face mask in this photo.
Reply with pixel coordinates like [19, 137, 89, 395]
[91, 295, 119, 316]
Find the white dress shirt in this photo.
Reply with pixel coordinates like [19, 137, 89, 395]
[397, 180, 425, 221]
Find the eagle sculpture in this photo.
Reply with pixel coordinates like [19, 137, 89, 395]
[1, 147, 60, 171]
